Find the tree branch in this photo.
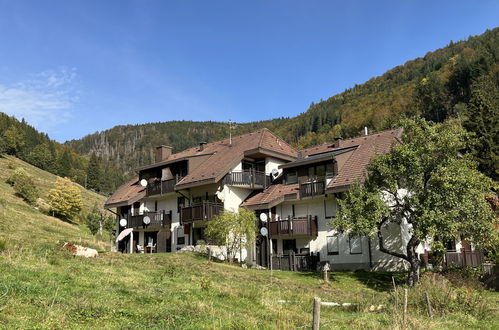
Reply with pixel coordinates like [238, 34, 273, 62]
[377, 217, 408, 261]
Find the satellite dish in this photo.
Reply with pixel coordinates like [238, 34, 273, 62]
[260, 227, 268, 237]
[119, 218, 127, 227]
[143, 216, 151, 225]
[271, 168, 279, 180]
[140, 179, 148, 187]
[259, 213, 268, 222]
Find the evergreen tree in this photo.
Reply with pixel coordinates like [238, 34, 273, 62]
[86, 153, 102, 191]
[57, 149, 72, 178]
[462, 66, 499, 181]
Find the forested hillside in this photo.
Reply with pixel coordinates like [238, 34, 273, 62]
[0, 113, 125, 194]
[64, 27, 499, 182]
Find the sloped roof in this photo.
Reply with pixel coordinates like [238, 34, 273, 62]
[170, 129, 297, 188]
[241, 184, 299, 209]
[326, 128, 402, 192]
[105, 129, 297, 208]
[104, 178, 145, 209]
[241, 128, 402, 209]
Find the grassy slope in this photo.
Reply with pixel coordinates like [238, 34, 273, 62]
[0, 157, 498, 329]
[0, 155, 108, 218]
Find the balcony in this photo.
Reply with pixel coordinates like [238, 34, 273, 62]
[146, 176, 183, 197]
[268, 216, 318, 237]
[181, 201, 224, 223]
[223, 170, 270, 189]
[299, 180, 325, 198]
[128, 211, 172, 229]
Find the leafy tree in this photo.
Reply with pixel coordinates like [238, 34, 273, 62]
[205, 208, 257, 263]
[28, 143, 53, 171]
[7, 167, 39, 205]
[332, 119, 496, 286]
[48, 177, 83, 220]
[3, 126, 25, 155]
[86, 153, 102, 191]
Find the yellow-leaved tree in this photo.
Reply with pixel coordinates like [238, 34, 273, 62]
[48, 177, 83, 221]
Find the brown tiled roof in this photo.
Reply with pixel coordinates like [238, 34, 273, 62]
[326, 128, 403, 192]
[172, 129, 297, 188]
[242, 128, 402, 208]
[104, 178, 145, 209]
[241, 184, 299, 210]
[106, 129, 297, 208]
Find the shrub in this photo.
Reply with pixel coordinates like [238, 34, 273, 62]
[7, 167, 39, 205]
[48, 177, 83, 220]
[86, 205, 102, 235]
[397, 272, 493, 319]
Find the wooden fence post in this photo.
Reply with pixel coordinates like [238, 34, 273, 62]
[392, 276, 398, 308]
[312, 297, 321, 330]
[425, 292, 433, 319]
[403, 288, 408, 327]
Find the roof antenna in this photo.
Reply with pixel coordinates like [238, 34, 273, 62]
[229, 119, 237, 146]
[229, 119, 233, 146]
[364, 126, 368, 136]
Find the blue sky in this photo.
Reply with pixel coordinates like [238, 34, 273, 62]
[0, 0, 497, 142]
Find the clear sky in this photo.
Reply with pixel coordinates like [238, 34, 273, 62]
[0, 0, 497, 142]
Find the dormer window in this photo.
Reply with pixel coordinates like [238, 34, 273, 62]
[307, 163, 334, 181]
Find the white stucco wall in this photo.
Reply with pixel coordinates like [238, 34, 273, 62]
[265, 157, 285, 175]
[271, 195, 407, 271]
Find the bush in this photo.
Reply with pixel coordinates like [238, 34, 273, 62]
[7, 167, 39, 205]
[395, 272, 493, 319]
[48, 177, 83, 220]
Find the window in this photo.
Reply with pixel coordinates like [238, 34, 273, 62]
[324, 200, 335, 219]
[326, 163, 334, 177]
[327, 235, 339, 255]
[285, 171, 297, 184]
[177, 197, 185, 213]
[283, 239, 297, 253]
[177, 236, 185, 245]
[308, 164, 331, 181]
[349, 236, 362, 254]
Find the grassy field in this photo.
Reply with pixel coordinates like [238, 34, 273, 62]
[0, 156, 498, 329]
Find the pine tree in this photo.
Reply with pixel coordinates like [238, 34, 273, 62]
[86, 153, 102, 191]
[58, 149, 72, 178]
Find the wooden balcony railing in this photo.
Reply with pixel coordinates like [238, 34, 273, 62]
[445, 249, 484, 267]
[146, 175, 183, 196]
[268, 216, 318, 237]
[271, 252, 320, 271]
[180, 201, 224, 223]
[299, 180, 325, 198]
[128, 211, 172, 229]
[223, 170, 270, 189]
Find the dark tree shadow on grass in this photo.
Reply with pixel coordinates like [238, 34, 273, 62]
[350, 270, 406, 291]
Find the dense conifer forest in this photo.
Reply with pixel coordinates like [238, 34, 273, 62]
[2, 28, 497, 193]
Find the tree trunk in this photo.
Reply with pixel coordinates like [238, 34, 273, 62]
[406, 235, 421, 286]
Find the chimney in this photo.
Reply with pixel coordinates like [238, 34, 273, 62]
[297, 151, 303, 159]
[199, 141, 207, 152]
[333, 137, 342, 148]
[364, 126, 368, 136]
[155, 145, 172, 162]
